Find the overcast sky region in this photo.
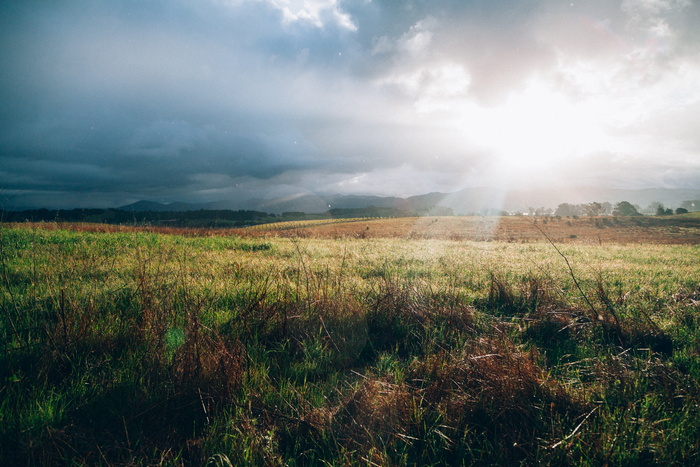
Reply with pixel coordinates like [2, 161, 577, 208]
[2, 0, 700, 209]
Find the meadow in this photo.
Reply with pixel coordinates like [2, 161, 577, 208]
[1, 217, 699, 465]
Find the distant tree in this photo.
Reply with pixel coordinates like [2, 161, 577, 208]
[426, 206, 454, 216]
[555, 203, 582, 217]
[656, 205, 667, 216]
[680, 200, 699, 212]
[649, 201, 664, 214]
[675, 207, 689, 214]
[555, 203, 570, 216]
[282, 211, 305, 218]
[584, 202, 604, 217]
[613, 201, 641, 216]
[601, 202, 613, 215]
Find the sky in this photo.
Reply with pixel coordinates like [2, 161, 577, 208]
[1, 0, 700, 209]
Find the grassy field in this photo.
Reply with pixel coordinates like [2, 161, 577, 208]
[1, 219, 699, 465]
[240, 213, 700, 244]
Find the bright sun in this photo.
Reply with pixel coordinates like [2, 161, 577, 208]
[456, 79, 614, 179]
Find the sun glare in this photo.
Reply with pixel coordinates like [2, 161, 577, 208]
[456, 80, 613, 178]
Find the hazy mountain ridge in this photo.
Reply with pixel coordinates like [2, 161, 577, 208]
[116, 187, 700, 215]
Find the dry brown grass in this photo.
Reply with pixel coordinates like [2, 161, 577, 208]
[242, 215, 700, 244]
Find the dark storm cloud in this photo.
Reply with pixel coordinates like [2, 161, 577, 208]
[0, 0, 345, 205]
[1, 0, 699, 208]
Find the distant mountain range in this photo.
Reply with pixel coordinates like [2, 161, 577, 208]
[118, 187, 700, 215]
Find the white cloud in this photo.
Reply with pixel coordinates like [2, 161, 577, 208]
[398, 18, 436, 56]
[328, 163, 469, 197]
[262, 0, 357, 29]
[370, 17, 471, 109]
[622, 0, 691, 18]
[371, 35, 393, 55]
[622, 0, 691, 46]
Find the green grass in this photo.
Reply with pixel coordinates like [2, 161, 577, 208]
[1, 225, 699, 465]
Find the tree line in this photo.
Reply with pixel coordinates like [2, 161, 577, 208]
[555, 201, 692, 217]
[3, 200, 695, 227]
[0, 208, 278, 227]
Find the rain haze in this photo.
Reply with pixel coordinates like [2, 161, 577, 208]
[2, 0, 700, 210]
